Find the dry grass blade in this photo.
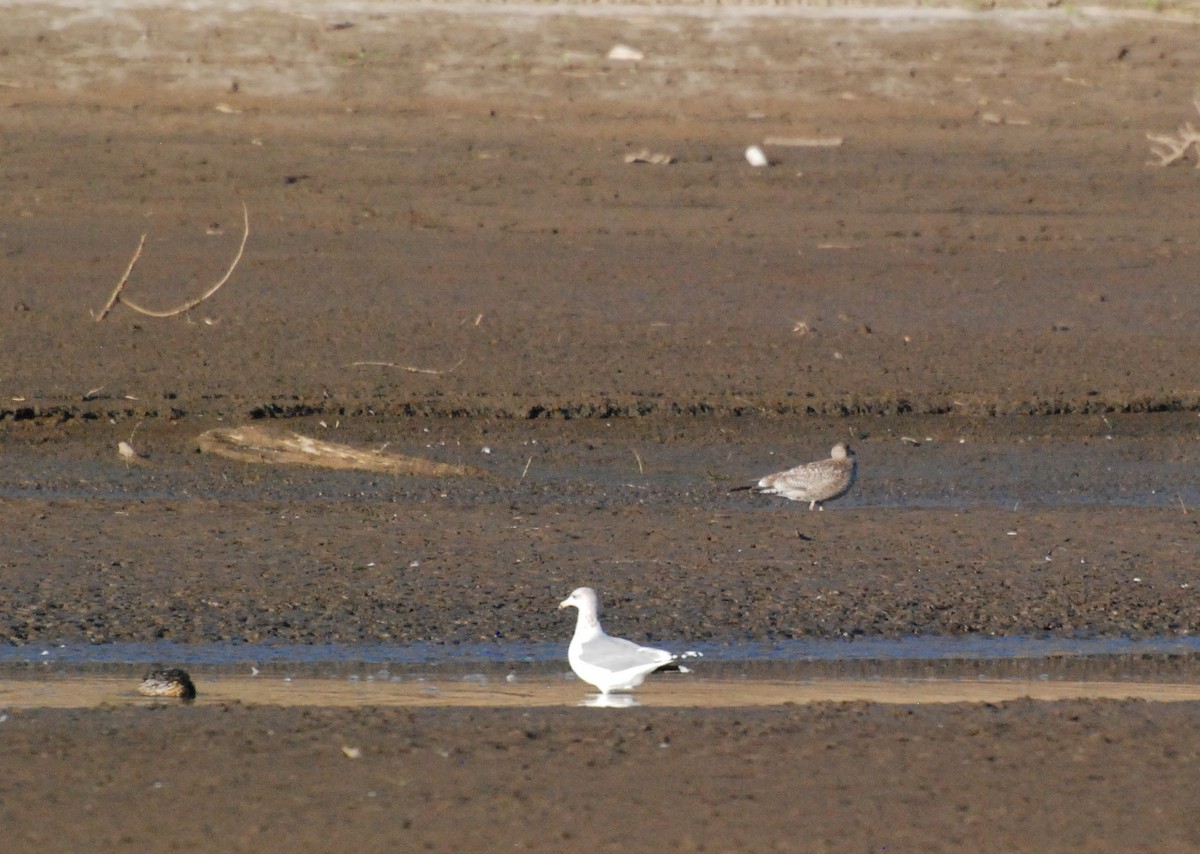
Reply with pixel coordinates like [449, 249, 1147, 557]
[347, 357, 466, 375]
[96, 202, 249, 320]
[197, 424, 483, 478]
[762, 136, 844, 147]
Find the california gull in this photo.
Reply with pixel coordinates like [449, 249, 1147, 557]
[734, 442, 857, 510]
[558, 587, 701, 694]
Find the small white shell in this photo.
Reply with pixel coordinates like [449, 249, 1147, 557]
[744, 145, 769, 167]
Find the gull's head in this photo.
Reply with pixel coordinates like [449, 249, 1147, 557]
[831, 442, 853, 460]
[559, 586, 598, 613]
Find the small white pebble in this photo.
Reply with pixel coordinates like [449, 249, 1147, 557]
[482, 446, 491, 454]
[608, 44, 645, 62]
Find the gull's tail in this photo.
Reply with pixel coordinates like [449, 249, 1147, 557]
[655, 650, 703, 674]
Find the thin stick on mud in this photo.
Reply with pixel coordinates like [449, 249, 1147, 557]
[95, 202, 249, 321]
[1179, 494, 1189, 515]
[520, 455, 533, 481]
[631, 448, 644, 475]
[347, 357, 466, 375]
[93, 234, 146, 320]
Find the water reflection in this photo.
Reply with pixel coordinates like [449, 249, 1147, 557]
[579, 693, 640, 708]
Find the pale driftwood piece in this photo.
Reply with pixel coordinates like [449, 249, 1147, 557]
[197, 424, 483, 477]
[93, 234, 146, 320]
[347, 357, 466, 375]
[97, 203, 249, 320]
[1147, 100, 1200, 169]
[623, 149, 675, 165]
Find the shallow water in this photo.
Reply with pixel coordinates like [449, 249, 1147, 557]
[6, 635, 1200, 667]
[5, 636, 1200, 710]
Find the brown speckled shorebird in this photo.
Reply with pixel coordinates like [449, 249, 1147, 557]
[733, 443, 857, 510]
[138, 668, 197, 700]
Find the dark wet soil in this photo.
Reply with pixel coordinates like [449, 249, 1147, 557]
[3, 412, 1199, 646]
[4, 701, 1200, 852]
[3, 1, 1200, 850]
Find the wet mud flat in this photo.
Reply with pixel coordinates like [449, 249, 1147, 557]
[3, 0, 1200, 850]
[2, 413, 1199, 646]
[6, 426, 1200, 853]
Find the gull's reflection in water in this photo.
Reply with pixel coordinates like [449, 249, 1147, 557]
[580, 693, 640, 708]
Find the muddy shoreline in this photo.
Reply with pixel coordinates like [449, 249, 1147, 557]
[3, 1, 1200, 850]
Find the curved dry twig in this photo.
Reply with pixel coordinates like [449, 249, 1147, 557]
[95, 202, 249, 321]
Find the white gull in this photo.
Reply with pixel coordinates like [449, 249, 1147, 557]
[558, 587, 701, 694]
